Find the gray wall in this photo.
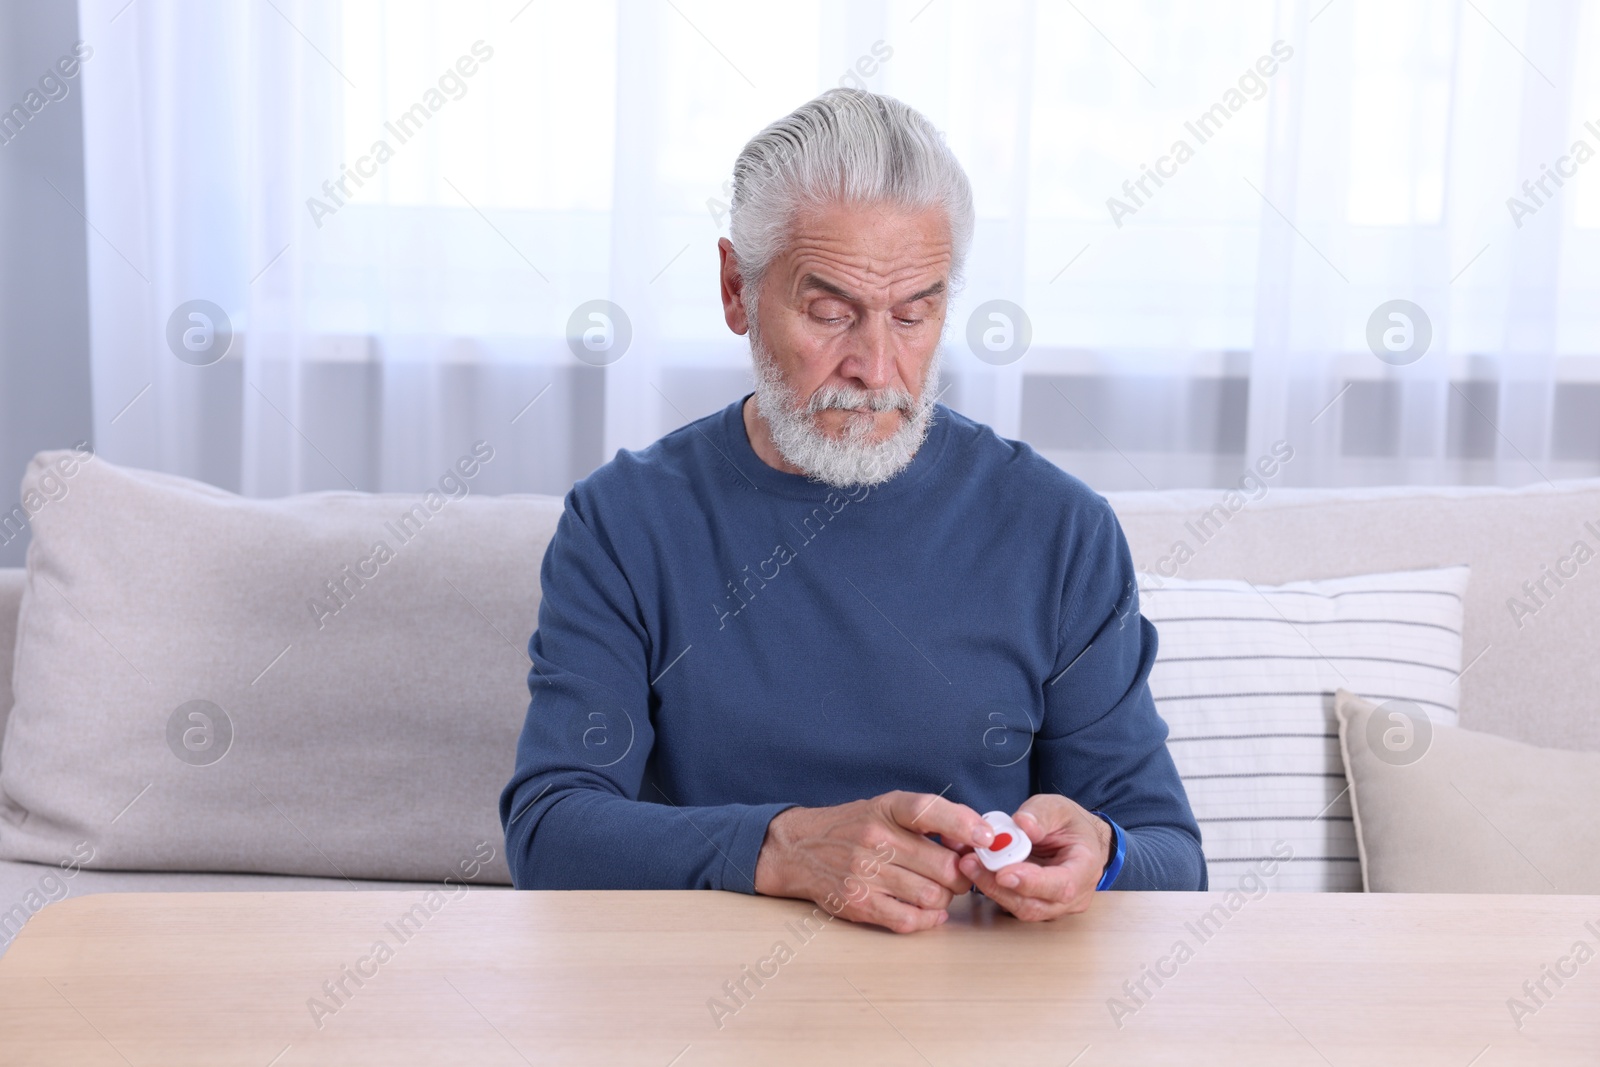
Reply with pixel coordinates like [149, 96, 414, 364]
[0, 0, 94, 567]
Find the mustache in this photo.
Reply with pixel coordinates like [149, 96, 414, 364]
[806, 385, 916, 414]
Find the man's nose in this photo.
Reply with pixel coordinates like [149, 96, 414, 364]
[840, 314, 895, 391]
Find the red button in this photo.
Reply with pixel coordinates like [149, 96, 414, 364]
[989, 833, 1012, 851]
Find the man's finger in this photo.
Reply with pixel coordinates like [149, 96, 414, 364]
[994, 858, 1083, 899]
[888, 791, 993, 850]
[872, 858, 958, 912]
[960, 853, 1096, 921]
[849, 886, 947, 935]
[1012, 809, 1049, 841]
[882, 829, 974, 895]
[1014, 795, 1073, 839]
[959, 857, 1059, 922]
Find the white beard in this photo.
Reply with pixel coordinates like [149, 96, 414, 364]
[749, 328, 942, 489]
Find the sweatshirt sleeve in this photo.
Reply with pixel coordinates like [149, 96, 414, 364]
[1034, 498, 1208, 891]
[499, 492, 793, 892]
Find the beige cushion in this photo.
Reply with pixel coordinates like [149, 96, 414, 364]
[0, 449, 562, 884]
[1107, 479, 1600, 752]
[0, 567, 23, 762]
[1334, 689, 1600, 893]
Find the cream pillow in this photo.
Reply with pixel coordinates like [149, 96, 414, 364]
[1335, 689, 1600, 893]
[0, 449, 561, 883]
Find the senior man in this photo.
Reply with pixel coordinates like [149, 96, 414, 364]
[501, 89, 1205, 933]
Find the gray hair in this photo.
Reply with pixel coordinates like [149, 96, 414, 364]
[727, 89, 975, 302]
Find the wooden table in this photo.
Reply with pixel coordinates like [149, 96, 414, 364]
[0, 888, 1596, 1065]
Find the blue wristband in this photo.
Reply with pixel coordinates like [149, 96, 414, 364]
[1092, 812, 1126, 891]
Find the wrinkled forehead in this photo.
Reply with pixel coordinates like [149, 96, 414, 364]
[777, 201, 953, 304]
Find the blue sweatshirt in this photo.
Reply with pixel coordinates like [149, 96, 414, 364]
[500, 396, 1206, 894]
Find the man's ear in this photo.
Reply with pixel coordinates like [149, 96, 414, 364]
[718, 238, 750, 336]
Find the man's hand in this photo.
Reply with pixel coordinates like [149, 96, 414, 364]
[956, 794, 1112, 922]
[753, 790, 995, 934]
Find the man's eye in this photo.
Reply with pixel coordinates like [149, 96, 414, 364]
[897, 317, 921, 327]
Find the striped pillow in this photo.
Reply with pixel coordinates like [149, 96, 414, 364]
[1137, 565, 1470, 892]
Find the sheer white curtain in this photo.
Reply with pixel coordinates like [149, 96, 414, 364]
[74, 0, 1600, 498]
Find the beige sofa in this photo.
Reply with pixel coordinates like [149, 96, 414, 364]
[1, 451, 1596, 955]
